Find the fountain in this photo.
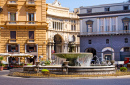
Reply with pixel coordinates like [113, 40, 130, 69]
[23, 42, 115, 75]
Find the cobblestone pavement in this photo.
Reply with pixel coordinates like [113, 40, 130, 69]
[0, 70, 130, 85]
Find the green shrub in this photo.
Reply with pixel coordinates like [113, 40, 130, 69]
[44, 61, 51, 65]
[0, 57, 4, 67]
[120, 67, 127, 72]
[0, 63, 5, 67]
[41, 69, 49, 75]
[0, 57, 3, 61]
[27, 64, 32, 66]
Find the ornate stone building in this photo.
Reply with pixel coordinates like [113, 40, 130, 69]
[46, 0, 80, 60]
[0, 0, 47, 64]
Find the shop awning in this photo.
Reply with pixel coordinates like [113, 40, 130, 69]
[0, 53, 34, 57]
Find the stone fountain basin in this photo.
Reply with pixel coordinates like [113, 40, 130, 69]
[23, 65, 115, 74]
[52, 52, 92, 59]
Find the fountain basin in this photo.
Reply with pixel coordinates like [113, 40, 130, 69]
[23, 65, 115, 75]
[52, 52, 93, 66]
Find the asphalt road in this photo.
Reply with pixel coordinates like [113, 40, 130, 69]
[0, 70, 130, 85]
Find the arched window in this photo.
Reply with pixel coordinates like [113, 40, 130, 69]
[125, 38, 128, 43]
[106, 39, 109, 44]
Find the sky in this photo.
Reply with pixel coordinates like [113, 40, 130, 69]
[46, 0, 128, 11]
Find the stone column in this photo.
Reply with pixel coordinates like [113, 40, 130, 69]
[48, 43, 52, 60]
[64, 42, 68, 53]
[78, 46, 80, 53]
[76, 46, 78, 53]
[51, 43, 54, 51]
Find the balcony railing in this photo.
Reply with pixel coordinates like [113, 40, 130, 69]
[27, 39, 36, 43]
[26, 0, 36, 6]
[9, 39, 17, 43]
[7, 1, 18, 7]
[79, 30, 130, 36]
[5, 21, 46, 26]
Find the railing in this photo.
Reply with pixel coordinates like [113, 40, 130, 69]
[7, 1, 18, 6]
[9, 39, 17, 43]
[26, 0, 36, 6]
[28, 39, 35, 43]
[5, 21, 45, 26]
[80, 30, 130, 35]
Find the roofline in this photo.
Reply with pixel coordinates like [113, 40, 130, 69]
[78, 10, 130, 16]
[80, 2, 130, 9]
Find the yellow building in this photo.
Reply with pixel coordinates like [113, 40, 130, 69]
[0, 0, 47, 64]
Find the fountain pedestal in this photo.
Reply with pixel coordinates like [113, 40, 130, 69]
[62, 61, 69, 75]
[34, 62, 40, 73]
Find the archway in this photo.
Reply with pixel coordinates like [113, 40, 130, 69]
[54, 34, 63, 53]
[85, 48, 96, 56]
[102, 47, 114, 61]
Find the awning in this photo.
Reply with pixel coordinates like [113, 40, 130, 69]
[10, 53, 34, 57]
[0, 53, 34, 57]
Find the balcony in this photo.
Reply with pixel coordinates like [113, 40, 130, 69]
[26, 0, 36, 7]
[79, 30, 130, 36]
[7, 1, 18, 7]
[9, 39, 17, 44]
[5, 21, 46, 27]
[27, 39, 36, 44]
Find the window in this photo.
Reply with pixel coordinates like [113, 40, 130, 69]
[87, 9, 92, 13]
[27, 45, 37, 52]
[87, 24, 92, 32]
[88, 40, 92, 44]
[10, 13, 16, 23]
[124, 6, 129, 10]
[28, 13, 34, 24]
[106, 18, 110, 31]
[99, 18, 104, 32]
[125, 38, 128, 43]
[106, 39, 109, 44]
[10, 31, 16, 42]
[105, 7, 110, 12]
[8, 45, 18, 52]
[124, 47, 130, 52]
[74, 25, 76, 31]
[52, 21, 63, 30]
[112, 18, 116, 31]
[124, 22, 129, 30]
[29, 31, 34, 42]
[72, 35, 75, 42]
[71, 25, 73, 30]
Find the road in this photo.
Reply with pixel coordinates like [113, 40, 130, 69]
[0, 70, 130, 85]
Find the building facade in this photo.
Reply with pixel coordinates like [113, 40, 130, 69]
[0, 0, 47, 64]
[78, 2, 130, 61]
[46, 0, 80, 60]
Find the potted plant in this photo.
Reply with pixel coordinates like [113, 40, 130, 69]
[41, 69, 50, 75]
[44, 61, 51, 65]
[0, 57, 4, 71]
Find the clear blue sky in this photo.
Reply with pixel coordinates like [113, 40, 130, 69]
[46, 0, 128, 11]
